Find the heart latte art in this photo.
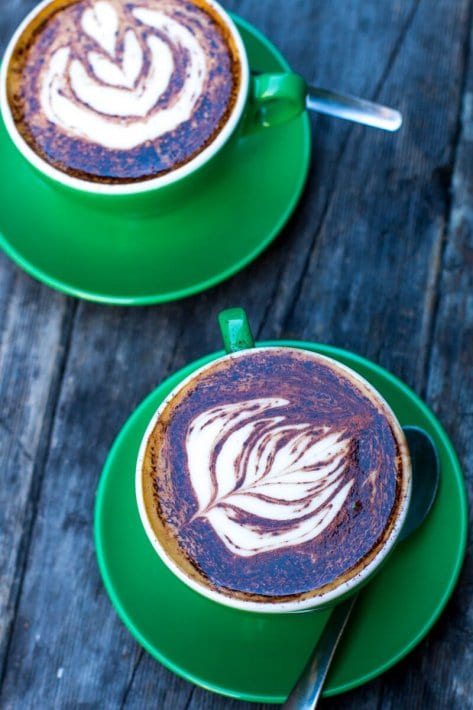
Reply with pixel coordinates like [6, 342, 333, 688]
[6, 0, 241, 182]
[141, 349, 409, 603]
[43, 3, 208, 150]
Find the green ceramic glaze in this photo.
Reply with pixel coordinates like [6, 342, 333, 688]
[218, 307, 255, 352]
[250, 72, 307, 129]
[94, 342, 467, 702]
[0, 17, 311, 304]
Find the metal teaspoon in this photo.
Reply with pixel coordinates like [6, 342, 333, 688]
[305, 85, 402, 131]
[253, 72, 402, 131]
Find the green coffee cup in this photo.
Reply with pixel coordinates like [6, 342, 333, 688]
[136, 308, 412, 613]
[0, 0, 306, 214]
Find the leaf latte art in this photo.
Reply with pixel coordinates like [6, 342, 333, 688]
[7, 0, 241, 182]
[187, 398, 354, 556]
[141, 348, 409, 602]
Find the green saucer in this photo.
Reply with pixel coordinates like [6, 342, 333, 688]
[0, 18, 310, 305]
[94, 342, 467, 703]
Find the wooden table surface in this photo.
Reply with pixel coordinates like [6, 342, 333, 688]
[1, 1, 472, 708]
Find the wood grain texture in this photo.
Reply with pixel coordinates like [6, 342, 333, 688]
[0, 255, 74, 673]
[0, 0, 472, 708]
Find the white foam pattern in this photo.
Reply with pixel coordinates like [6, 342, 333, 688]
[40, 1, 207, 150]
[186, 398, 356, 557]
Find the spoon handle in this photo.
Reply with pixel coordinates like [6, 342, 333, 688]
[282, 595, 358, 710]
[306, 86, 402, 131]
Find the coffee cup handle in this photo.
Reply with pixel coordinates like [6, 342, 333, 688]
[218, 308, 255, 353]
[245, 73, 306, 131]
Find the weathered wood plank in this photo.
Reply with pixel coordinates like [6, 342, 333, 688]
[0, 2, 68, 678]
[259, 0, 469, 386]
[0, 0, 472, 708]
[0, 260, 74, 673]
[417, 18, 473, 708]
[0, 0, 39, 47]
[119, 651, 195, 709]
[0, 301, 193, 709]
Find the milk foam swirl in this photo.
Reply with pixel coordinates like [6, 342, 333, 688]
[41, 1, 207, 150]
[140, 348, 407, 601]
[8, 0, 240, 181]
[186, 397, 355, 557]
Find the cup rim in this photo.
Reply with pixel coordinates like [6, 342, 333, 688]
[0, 0, 250, 196]
[135, 345, 412, 614]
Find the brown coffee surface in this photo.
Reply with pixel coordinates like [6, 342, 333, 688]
[141, 348, 409, 603]
[6, 0, 241, 183]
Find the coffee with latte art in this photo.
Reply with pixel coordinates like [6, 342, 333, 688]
[5, 0, 241, 183]
[139, 348, 411, 608]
